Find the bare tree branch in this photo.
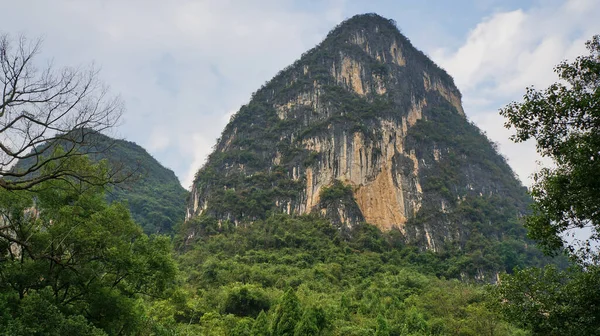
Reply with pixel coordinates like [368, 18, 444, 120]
[0, 33, 124, 191]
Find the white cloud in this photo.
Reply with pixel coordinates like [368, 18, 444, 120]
[0, 0, 346, 188]
[3, 0, 599, 191]
[182, 133, 213, 190]
[179, 107, 239, 188]
[432, 10, 528, 92]
[431, 0, 600, 185]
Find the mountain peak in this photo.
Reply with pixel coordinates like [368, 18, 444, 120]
[184, 14, 524, 254]
[324, 14, 456, 90]
[331, 13, 398, 34]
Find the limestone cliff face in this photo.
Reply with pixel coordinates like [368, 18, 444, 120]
[186, 14, 528, 250]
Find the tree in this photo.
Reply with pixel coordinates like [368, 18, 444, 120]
[294, 307, 325, 336]
[0, 156, 177, 335]
[222, 284, 270, 318]
[500, 35, 600, 262]
[493, 265, 600, 336]
[374, 315, 390, 336]
[496, 36, 600, 335]
[251, 310, 270, 336]
[271, 289, 301, 336]
[0, 288, 108, 336]
[0, 34, 123, 191]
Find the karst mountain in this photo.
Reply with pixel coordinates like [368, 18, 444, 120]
[185, 13, 530, 254]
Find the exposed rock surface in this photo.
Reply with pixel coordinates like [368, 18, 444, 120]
[186, 14, 529, 251]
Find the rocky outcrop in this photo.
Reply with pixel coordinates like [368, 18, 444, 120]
[185, 14, 528, 251]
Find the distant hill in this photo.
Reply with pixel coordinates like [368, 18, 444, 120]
[12, 131, 188, 234]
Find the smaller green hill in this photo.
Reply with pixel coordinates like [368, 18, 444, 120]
[12, 131, 188, 234]
[101, 137, 188, 234]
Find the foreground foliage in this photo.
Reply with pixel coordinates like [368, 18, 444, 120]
[500, 35, 600, 260]
[0, 156, 177, 335]
[0, 155, 548, 335]
[494, 265, 600, 336]
[168, 215, 528, 335]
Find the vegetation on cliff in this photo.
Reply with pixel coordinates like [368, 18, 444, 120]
[187, 13, 468, 228]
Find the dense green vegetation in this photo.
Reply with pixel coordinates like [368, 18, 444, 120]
[168, 215, 529, 335]
[0, 154, 178, 335]
[2, 165, 540, 336]
[493, 36, 600, 335]
[99, 135, 188, 235]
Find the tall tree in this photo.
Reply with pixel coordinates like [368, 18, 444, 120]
[374, 315, 390, 336]
[0, 156, 177, 335]
[271, 289, 301, 336]
[294, 308, 321, 336]
[0, 34, 123, 191]
[493, 265, 600, 336]
[500, 35, 600, 262]
[496, 36, 600, 335]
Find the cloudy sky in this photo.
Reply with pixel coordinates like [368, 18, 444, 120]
[2, 0, 599, 189]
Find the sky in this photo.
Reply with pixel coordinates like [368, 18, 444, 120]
[2, 0, 599, 189]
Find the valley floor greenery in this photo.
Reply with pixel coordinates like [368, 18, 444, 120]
[0, 156, 532, 335]
[167, 214, 530, 336]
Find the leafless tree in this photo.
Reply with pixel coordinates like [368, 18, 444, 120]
[0, 34, 124, 191]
